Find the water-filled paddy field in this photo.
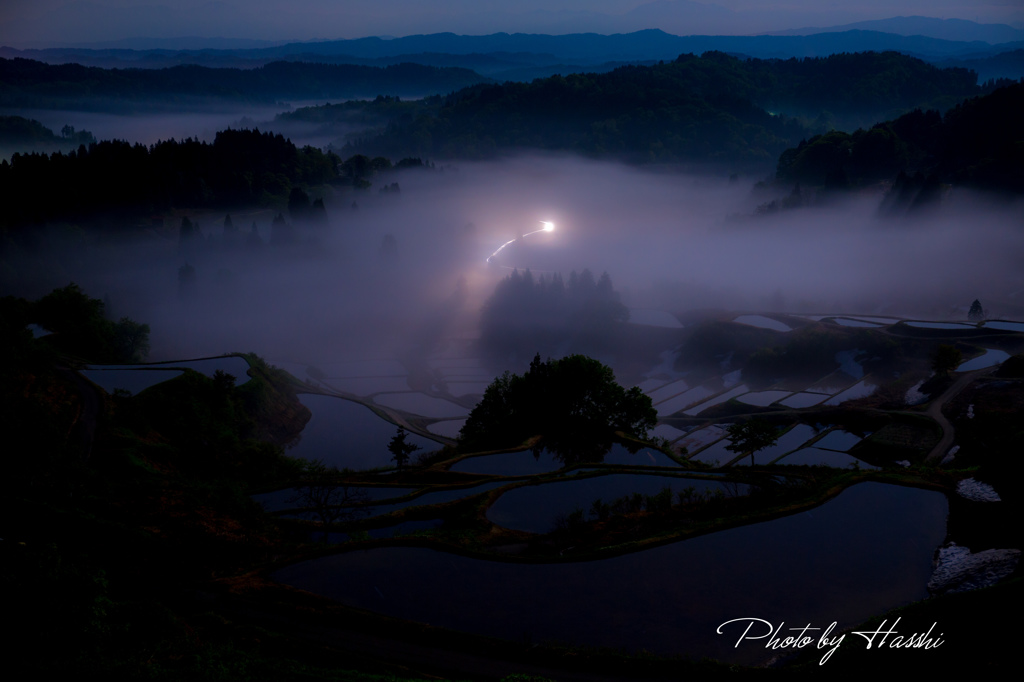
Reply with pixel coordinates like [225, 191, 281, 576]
[82, 355, 253, 393]
[958, 348, 1010, 371]
[449, 443, 678, 476]
[273, 482, 947, 665]
[733, 315, 792, 332]
[487, 473, 748, 533]
[289, 394, 440, 470]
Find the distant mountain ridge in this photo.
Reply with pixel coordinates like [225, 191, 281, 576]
[768, 16, 1024, 45]
[4, 28, 1023, 74]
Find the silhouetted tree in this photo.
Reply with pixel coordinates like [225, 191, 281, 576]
[179, 216, 198, 253]
[968, 299, 985, 321]
[460, 354, 656, 462]
[112, 317, 151, 362]
[388, 427, 421, 469]
[287, 460, 370, 543]
[725, 419, 779, 466]
[222, 213, 237, 239]
[269, 213, 295, 246]
[310, 197, 328, 226]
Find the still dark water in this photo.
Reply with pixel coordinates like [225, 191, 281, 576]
[272, 482, 947, 664]
[289, 394, 440, 470]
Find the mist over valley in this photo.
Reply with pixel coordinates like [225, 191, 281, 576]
[3, 7, 1023, 678]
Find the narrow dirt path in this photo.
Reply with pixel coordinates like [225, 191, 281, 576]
[924, 366, 995, 462]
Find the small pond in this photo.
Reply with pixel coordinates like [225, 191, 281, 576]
[289, 394, 440, 470]
[733, 315, 791, 332]
[487, 474, 748, 533]
[982, 320, 1024, 333]
[958, 348, 1010, 371]
[273, 482, 945, 665]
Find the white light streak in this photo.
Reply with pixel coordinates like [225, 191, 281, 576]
[485, 221, 555, 263]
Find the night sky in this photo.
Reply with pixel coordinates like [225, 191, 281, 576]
[2, 0, 1021, 47]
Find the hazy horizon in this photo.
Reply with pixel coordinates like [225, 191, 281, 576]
[2, 1, 1022, 49]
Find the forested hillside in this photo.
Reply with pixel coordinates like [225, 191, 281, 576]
[351, 51, 990, 164]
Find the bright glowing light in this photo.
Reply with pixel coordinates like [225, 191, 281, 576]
[486, 219, 556, 264]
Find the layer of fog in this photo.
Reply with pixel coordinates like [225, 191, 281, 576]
[16, 154, 1024, 373]
[2, 103, 340, 150]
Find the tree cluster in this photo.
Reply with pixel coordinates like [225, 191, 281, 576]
[459, 353, 656, 462]
[776, 82, 1024, 196]
[8, 283, 151, 363]
[352, 51, 985, 165]
[0, 115, 95, 149]
[0, 129, 415, 228]
[479, 268, 628, 359]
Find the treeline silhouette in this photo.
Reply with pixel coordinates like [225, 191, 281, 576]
[0, 128, 417, 227]
[0, 58, 488, 108]
[351, 51, 987, 164]
[2, 283, 150, 363]
[0, 115, 95, 148]
[459, 353, 656, 462]
[480, 268, 628, 358]
[776, 81, 1024, 197]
